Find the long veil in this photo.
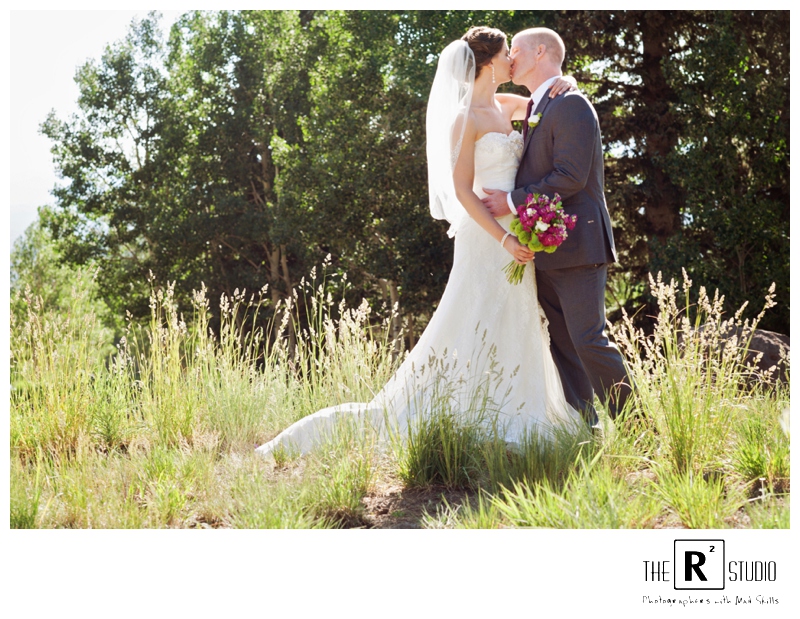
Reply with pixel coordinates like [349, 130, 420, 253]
[426, 40, 475, 238]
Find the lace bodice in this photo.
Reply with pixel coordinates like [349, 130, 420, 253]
[473, 130, 523, 198]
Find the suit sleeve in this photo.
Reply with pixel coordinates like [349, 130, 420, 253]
[511, 95, 598, 206]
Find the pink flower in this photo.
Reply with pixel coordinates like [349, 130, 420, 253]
[541, 233, 559, 247]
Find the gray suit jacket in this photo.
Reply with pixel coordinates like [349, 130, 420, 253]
[511, 89, 617, 270]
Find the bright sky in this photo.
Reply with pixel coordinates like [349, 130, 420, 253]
[8, 10, 184, 248]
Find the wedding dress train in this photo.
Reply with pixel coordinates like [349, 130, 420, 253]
[256, 130, 581, 458]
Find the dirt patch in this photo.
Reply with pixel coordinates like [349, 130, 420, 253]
[625, 468, 659, 486]
[650, 511, 687, 529]
[361, 478, 477, 529]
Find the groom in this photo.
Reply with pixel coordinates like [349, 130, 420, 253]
[482, 27, 633, 426]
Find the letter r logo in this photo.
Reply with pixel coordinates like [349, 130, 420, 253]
[674, 540, 725, 590]
[684, 551, 707, 581]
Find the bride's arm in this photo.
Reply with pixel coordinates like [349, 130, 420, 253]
[494, 93, 529, 121]
[452, 115, 534, 265]
[496, 76, 579, 120]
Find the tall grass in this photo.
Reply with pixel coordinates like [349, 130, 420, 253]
[732, 403, 790, 495]
[611, 271, 781, 476]
[482, 422, 596, 493]
[425, 271, 789, 529]
[10, 261, 396, 528]
[392, 343, 506, 489]
[11, 281, 112, 463]
[652, 466, 741, 529]
[9, 266, 789, 528]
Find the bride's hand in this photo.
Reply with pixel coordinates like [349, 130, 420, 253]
[549, 75, 578, 98]
[505, 235, 535, 265]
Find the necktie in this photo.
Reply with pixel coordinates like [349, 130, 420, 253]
[523, 98, 534, 140]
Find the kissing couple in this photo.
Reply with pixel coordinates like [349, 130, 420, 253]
[257, 25, 635, 459]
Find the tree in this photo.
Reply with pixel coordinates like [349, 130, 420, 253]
[39, 10, 789, 340]
[10, 211, 116, 364]
[41, 12, 178, 319]
[656, 11, 789, 334]
[275, 11, 555, 341]
[163, 10, 322, 308]
[42, 11, 321, 323]
[272, 10, 451, 342]
[555, 10, 789, 333]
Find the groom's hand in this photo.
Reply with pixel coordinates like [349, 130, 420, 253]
[482, 188, 512, 218]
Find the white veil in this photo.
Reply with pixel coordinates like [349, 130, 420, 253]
[426, 40, 476, 238]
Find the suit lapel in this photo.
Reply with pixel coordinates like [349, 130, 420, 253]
[523, 88, 553, 153]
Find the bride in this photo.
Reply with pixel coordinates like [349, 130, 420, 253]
[256, 26, 582, 459]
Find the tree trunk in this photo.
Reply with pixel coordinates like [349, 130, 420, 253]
[267, 245, 281, 306]
[378, 278, 403, 356]
[405, 314, 415, 350]
[280, 244, 296, 354]
[639, 12, 683, 238]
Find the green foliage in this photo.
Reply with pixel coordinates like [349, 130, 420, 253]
[558, 11, 789, 333]
[391, 338, 516, 489]
[611, 270, 780, 476]
[11, 213, 117, 334]
[653, 468, 742, 529]
[8, 260, 396, 527]
[483, 422, 595, 493]
[397, 407, 487, 489]
[38, 10, 789, 338]
[470, 462, 661, 529]
[40, 14, 174, 320]
[745, 497, 790, 529]
[733, 409, 790, 494]
[443, 493, 505, 529]
[304, 428, 377, 527]
[14, 10, 790, 529]
[227, 467, 326, 529]
[10, 458, 43, 529]
[9, 262, 789, 528]
[655, 11, 789, 334]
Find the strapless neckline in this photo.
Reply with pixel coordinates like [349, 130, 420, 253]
[476, 130, 522, 144]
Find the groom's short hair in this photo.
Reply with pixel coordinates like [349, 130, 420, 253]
[516, 28, 565, 66]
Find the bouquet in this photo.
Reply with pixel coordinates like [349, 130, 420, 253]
[503, 192, 577, 284]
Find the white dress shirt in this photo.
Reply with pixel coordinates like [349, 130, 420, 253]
[506, 75, 561, 214]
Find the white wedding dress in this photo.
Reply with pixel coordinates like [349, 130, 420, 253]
[256, 130, 581, 458]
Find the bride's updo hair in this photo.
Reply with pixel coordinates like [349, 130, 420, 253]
[461, 26, 506, 78]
